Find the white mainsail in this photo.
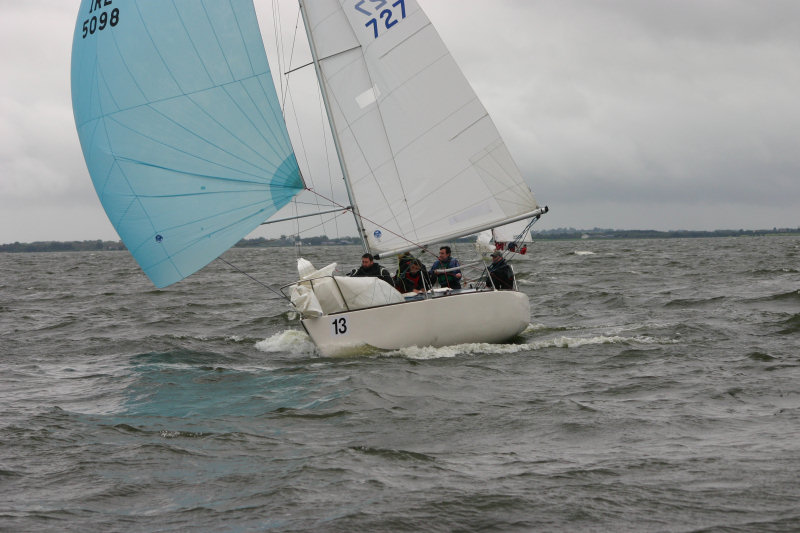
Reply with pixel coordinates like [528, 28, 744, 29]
[300, 0, 541, 255]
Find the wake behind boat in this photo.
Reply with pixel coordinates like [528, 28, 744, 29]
[70, 0, 548, 355]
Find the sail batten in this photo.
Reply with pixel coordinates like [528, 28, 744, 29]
[72, 0, 303, 287]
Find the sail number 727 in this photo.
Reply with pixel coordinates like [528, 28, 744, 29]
[354, 0, 407, 39]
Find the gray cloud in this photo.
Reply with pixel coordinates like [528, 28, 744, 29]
[1, 0, 797, 244]
[425, 1, 800, 229]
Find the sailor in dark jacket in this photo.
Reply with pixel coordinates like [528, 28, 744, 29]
[487, 251, 514, 290]
[348, 253, 394, 286]
[394, 260, 430, 294]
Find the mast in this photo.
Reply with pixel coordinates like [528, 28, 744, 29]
[297, 0, 370, 253]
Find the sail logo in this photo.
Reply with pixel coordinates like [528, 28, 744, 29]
[354, 0, 407, 40]
[373, 230, 382, 239]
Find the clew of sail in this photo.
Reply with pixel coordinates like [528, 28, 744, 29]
[301, 0, 542, 255]
[70, 0, 304, 288]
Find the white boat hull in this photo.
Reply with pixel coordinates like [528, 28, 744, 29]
[301, 290, 530, 356]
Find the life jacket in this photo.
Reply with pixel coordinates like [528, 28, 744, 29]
[434, 258, 460, 288]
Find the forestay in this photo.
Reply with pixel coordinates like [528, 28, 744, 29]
[301, 0, 541, 255]
[71, 0, 304, 287]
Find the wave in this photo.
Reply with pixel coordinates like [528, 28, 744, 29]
[769, 290, 800, 303]
[0, 468, 23, 480]
[131, 350, 239, 366]
[572, 251, 595, 256]
[349, 445, 436, 462]
[255, 329, 317, 355]
[747, 351, 776, 362]
[743, 289, 800, 305]
[255, 326, 675, 360]
[776, 313, 800, 335]
[243, 310, 303, 329]
[664, 296, 726, 308]
[749, 268, 799, 276]
[271, 408, 351, 420]
[388, 334, 672, 360]
[523, 323, 551, 333]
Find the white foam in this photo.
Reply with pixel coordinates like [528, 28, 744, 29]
[254, 328, 674, 360]
[573, 251, 595, 256]
[387, 334, 672, 360]
[255, 329, 317, 355]
[532, 335, 628, 348]
[523, 323, 549, 333]
[530, 334, 676, 349]
[391, 342, 531, 360]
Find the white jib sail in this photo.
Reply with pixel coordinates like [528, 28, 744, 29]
[301, 0, 540, 254]
[493, 220, 534, 244]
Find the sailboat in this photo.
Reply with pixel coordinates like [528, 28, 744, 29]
[70, 0, 548, 356]
[476, 219, 539, 260]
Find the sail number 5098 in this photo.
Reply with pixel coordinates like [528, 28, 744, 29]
[82, 8, 120, 38]
[354, 0, 407, 40]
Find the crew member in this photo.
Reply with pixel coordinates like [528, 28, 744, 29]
[348, 253, 394, 286]
[487, 251, 514, 290]
[429, 246, 462, 289]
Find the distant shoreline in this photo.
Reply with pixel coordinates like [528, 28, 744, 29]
[2, 228, 798, 253]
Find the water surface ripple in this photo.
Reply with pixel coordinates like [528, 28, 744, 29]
[1, 237, 799, 532]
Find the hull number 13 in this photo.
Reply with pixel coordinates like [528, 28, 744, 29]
[331, 317, 348, 336]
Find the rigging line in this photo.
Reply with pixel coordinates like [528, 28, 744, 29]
[259, 206, 351, 226]
[290, 211, 346, 236]
[350, 66, 417, 245]
[305, 188, 435, 258]
[318, 75, 340, 239]
[217, 257, 287, 301]
[317, 69, 409, 245]
[293, 197, 301, 255]
[297, 1, 368, 251]
[284, 200, 340, 208]
[280, 8, 302, 112]
[272, 0, 284, 106]
[283, 79, 334, 239]
[283, 45, 363, 75]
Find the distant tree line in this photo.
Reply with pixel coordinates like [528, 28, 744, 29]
[535, 227, 800, 240]
[0, 240, 127, 253]
[234, 235, 362, 247]
[2, 228, 798, 253]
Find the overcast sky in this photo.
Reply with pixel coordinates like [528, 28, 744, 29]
[1, 0, 798, 244]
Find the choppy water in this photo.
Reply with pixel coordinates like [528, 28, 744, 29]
[1, 237, 799, 532]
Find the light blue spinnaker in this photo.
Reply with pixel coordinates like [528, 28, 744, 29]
[71, 1, 303, 287]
